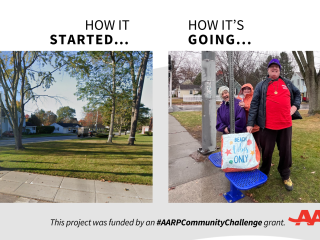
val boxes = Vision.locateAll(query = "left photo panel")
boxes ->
[0,51,153,203]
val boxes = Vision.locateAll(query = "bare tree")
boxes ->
[216,51,262,87]
[177,57,201,83]
[169,51,191,89]
[292,51,320,115]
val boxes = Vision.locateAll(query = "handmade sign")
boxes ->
[221,132,260,172]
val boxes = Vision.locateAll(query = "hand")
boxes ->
[224,127,229,134]
[220,102,223,106]
[290,105,297,115]
[247,126,253,133]
[239,101,245,108]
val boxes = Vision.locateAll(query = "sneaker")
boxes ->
[284,178,293,191]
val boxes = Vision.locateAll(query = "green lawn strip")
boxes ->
[171,110,320,203]
[22,133,76,138]
[0,134,153,185]
[171,111,202,132]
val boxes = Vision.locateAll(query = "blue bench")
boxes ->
[208,152,268,203]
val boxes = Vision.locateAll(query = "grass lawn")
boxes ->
[171,110,320,203]
[0,134,153,185]
[22,133,76,138]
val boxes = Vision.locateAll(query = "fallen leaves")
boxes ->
[246,193,253,198]
[246,193,258,202]
[168,187,176,191]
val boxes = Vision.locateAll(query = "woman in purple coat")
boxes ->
[216,86,247,134]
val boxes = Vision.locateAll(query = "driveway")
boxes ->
[299,104,309,110]
[0,135,78,147]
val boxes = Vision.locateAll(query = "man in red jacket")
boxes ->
[247,59,301,191]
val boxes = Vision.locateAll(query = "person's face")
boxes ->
[222,90,229,102]
[268,64,280,80]
[242,87,251,96]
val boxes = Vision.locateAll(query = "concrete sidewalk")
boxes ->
[0,171,152,203]
[168,114,253,203]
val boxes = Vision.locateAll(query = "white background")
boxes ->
[0,0,319,239]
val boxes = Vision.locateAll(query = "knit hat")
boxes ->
[268,59,281,70]
[218,86,229,99]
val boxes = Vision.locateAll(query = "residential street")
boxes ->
[0,135,78,147]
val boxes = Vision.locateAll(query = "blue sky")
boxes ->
[0,51,153,120]
[24,71,153,120]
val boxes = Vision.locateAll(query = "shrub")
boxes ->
[36,126,55,134]
[144,131,153,136]
[95,133,115,138]
[96,133,108,138]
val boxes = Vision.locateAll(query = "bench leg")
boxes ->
[223,182,245,203]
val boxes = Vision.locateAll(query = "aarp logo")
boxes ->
[288,210,320,225]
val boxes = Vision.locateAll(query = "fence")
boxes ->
[182,95,224,102]
[183,95,202,102]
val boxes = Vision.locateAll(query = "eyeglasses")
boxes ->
[242,87,251,90]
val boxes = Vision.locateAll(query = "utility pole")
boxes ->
[95,110,98,132]
[0,93,2,137]
[168,55,173,113]
[198,51,216,154]
[227,51,235,133]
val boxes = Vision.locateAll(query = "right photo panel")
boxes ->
[169,51,318,203]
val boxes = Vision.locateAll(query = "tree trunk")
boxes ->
[292,51,320,115]
[13,122,24,150]
[107,55,116,143]
[128,52,143,140]
[128,51,150,145]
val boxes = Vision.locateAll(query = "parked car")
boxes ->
[88,131,93,137]
[78,127,89,137]
[2,131,14,137]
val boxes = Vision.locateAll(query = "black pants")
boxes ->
[253,131,261,151]
[260,127,292,180]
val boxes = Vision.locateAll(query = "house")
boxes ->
[177,84,201,97]
[291,72,307,101]
[25,122,37,134]
[141,126,149,134]
[0,107,26,135]
[216,78,242,98]
[92,123,108,132]
[50,122,81,134]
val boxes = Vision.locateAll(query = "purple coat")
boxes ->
[216,98,247,134]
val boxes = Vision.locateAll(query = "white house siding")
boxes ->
[291,72,307,99]
[50,123,79,134]
[51,123,65,134]
[0,110,25,133]
[26,126,37,134]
